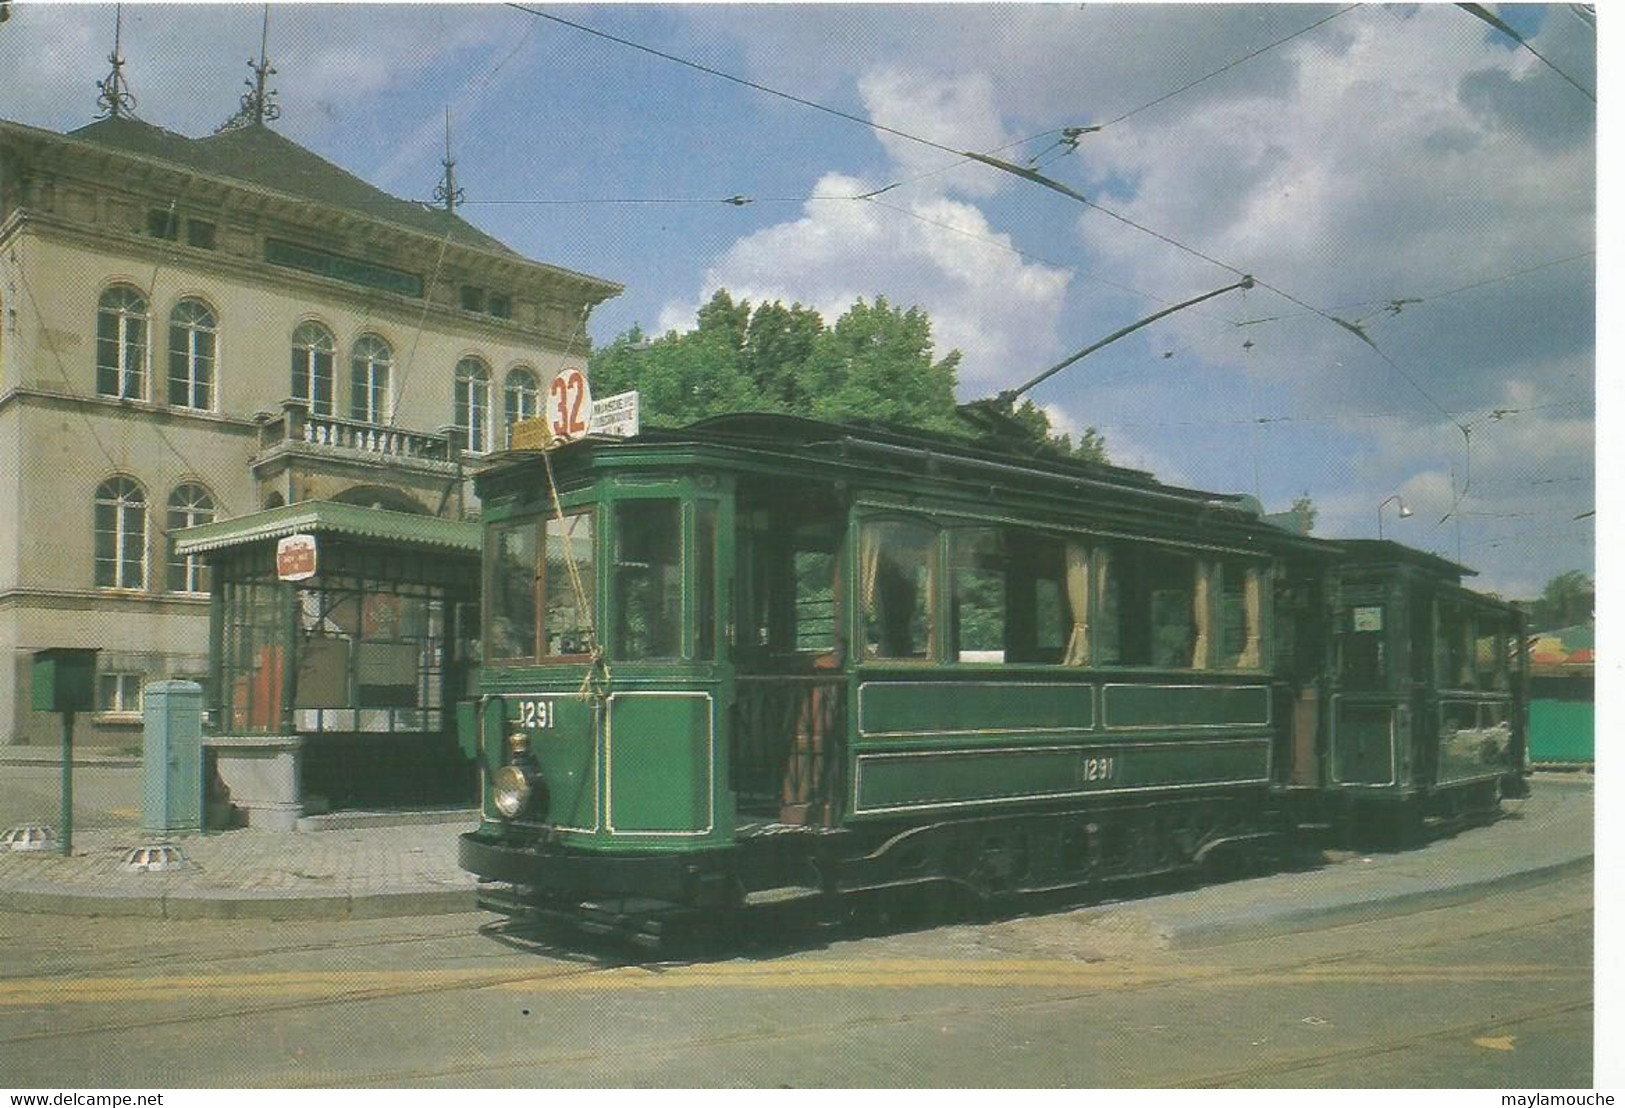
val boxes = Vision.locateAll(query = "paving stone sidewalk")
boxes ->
[0,754,1592,924]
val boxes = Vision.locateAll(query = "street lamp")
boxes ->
[1377,494,1414,539]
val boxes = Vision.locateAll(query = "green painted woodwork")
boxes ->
[1102,683,1269,728]
[489,692,599,832]
[1529,699,1594,763]
[852,738,1270,813]
[607,692,715,835]
[857,681,1093,736]
[1332,703,1396,785]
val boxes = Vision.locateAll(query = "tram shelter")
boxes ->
[174,502,480,828]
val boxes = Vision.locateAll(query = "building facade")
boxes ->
[0,83,620,748]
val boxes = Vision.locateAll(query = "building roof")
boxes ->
[65,114,515,254]
[173,500,479,557]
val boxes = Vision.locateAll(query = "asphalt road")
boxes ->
[0,861,1592,1088]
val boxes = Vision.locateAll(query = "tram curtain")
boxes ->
[1192,561,1213,669]
[1241,567,1263,669]
[1063,542,1090,667]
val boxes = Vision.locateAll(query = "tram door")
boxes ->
[731,487,848,826]
[1331,591,1403,786]
[603,493,733,839]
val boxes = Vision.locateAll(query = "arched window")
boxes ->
[455,357,492,454]
[166,484,216,593]
[94,476,147,590]
[504,366,540,446]
[167,298,217,410]
[350,334,394,424]
[291,322,335,416]
[96,286,148,399]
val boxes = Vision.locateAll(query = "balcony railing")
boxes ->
[255,399,458,463]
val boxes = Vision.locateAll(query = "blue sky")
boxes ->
[0,2,1597,600]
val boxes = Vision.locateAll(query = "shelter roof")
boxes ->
[173,501,479,557]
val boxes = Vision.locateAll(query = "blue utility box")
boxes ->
[143,680,205,833]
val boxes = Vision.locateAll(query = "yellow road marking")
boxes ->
[1474,1035,1518,1051]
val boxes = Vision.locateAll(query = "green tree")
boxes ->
[1290,494,1317,533]
[799,297,962,435]
[1533,570,1594,629]
[588,289,1109,464]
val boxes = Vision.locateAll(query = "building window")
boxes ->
[166,484,216,594]
[504,367,540,445]
[350,334,394,424]
[167,298,216,410]
[460,285,486,313]
[488,292,512,319]
[98,672,144,716]
[291,322,335,416]
[186,219,216,250]
[147,208,179,240]
[455,357,492,454]
[96,286,148,400]
[94,476,147,590]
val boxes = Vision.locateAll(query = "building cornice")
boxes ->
[0,586,211,614]
[5,208,594,350]
[0,117,623,305]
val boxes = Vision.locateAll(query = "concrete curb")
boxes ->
[1159,853,1594,948]
[0,881,478,920]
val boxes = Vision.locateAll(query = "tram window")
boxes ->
[738,507,842,659]
[1437,600,1472,689]
[861,519,937,660]
[1216,559,1264,669]
[487,521,539,663]
[1100,545,1195,668]
[612,500,681,661]
[1475,615,1511,691]
[542,510,596,658]
[952,528,1006,662]
[1340,604,1387,690]
[793,549,838,652]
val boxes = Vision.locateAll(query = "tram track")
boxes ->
[0,891,1590,1081]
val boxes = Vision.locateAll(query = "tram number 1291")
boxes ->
[1079,754,1117,785]
[516,699,556,730]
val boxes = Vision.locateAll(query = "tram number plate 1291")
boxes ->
[516,699,556,730]
[1079,754,1117,785]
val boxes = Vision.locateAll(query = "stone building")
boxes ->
[0,39,621,747]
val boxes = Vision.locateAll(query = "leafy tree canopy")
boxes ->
[1532,569,1594,629]
[589,290,1108,463]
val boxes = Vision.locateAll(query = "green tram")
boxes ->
[458,414,1526,934]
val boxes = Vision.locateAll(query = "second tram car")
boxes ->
[458,414,1526,938]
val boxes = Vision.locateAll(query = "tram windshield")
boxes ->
[485,510,597,663]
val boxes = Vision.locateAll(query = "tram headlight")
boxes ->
[492,764,534,819]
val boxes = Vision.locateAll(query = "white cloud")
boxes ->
[659,171,1072,389]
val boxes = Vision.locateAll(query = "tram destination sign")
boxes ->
[276,533,318,581]
[510,388,640,450]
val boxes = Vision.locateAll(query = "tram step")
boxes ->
[743,885,824,907]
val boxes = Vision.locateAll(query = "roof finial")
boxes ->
[216,5,280,133]
[433,108,465,212]
[94,5,138,119]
